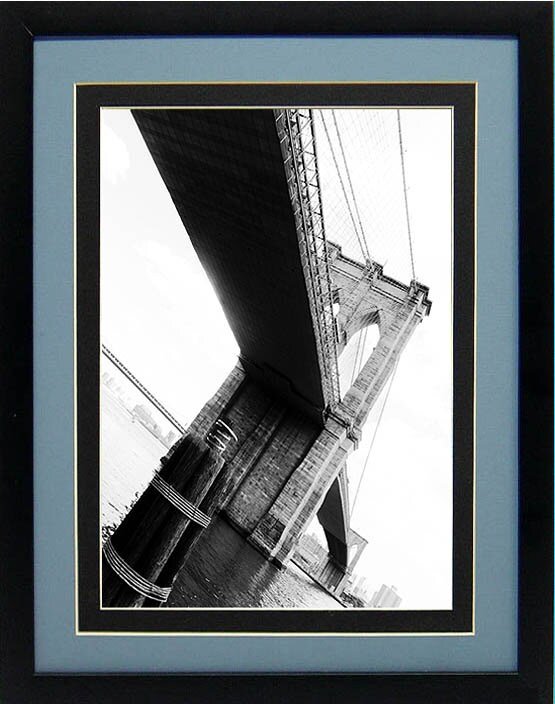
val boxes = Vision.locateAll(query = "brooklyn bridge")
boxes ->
[101,108,432,607]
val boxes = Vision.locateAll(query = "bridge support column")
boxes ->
[101,363,244,607]
[146,398,287,604]
[331,529,368,596]
[248,417,354,566]
[316,557,347,595]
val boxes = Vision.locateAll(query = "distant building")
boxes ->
[164,430,176,448]
[133,404,158,428]
[102,369,181,448]
[353,574,366,592]
[368,584,402,608]
[351,575,368,599]
[132,404,179,449]
[294,532,328,572]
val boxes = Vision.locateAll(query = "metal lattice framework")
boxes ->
[275,108,341,411]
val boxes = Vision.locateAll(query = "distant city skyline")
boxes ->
[101,370,178,449]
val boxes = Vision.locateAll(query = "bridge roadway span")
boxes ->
[132,108,352,569]
[134,109,326,418]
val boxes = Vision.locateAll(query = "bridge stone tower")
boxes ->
[101,108,431,607]
[205,246,431,568]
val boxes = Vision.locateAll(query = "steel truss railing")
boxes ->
[275,108,341,411]
[101,344,186,434]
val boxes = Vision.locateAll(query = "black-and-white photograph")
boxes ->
[99,104,453,612]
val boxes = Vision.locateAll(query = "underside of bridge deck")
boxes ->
[133,108,326,422]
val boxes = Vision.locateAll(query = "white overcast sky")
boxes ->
[100,107,452,610]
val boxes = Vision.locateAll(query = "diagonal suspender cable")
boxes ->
[330,111,371,260]
[351,359,399,514]
[319,111,371,263]
[396,109,417,281]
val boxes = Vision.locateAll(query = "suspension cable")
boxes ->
[319,111,371,263]
[331,112,371,261]
[396,109,416,281]
[351,359,399,514]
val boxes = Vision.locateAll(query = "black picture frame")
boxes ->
[1,2,552,703]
